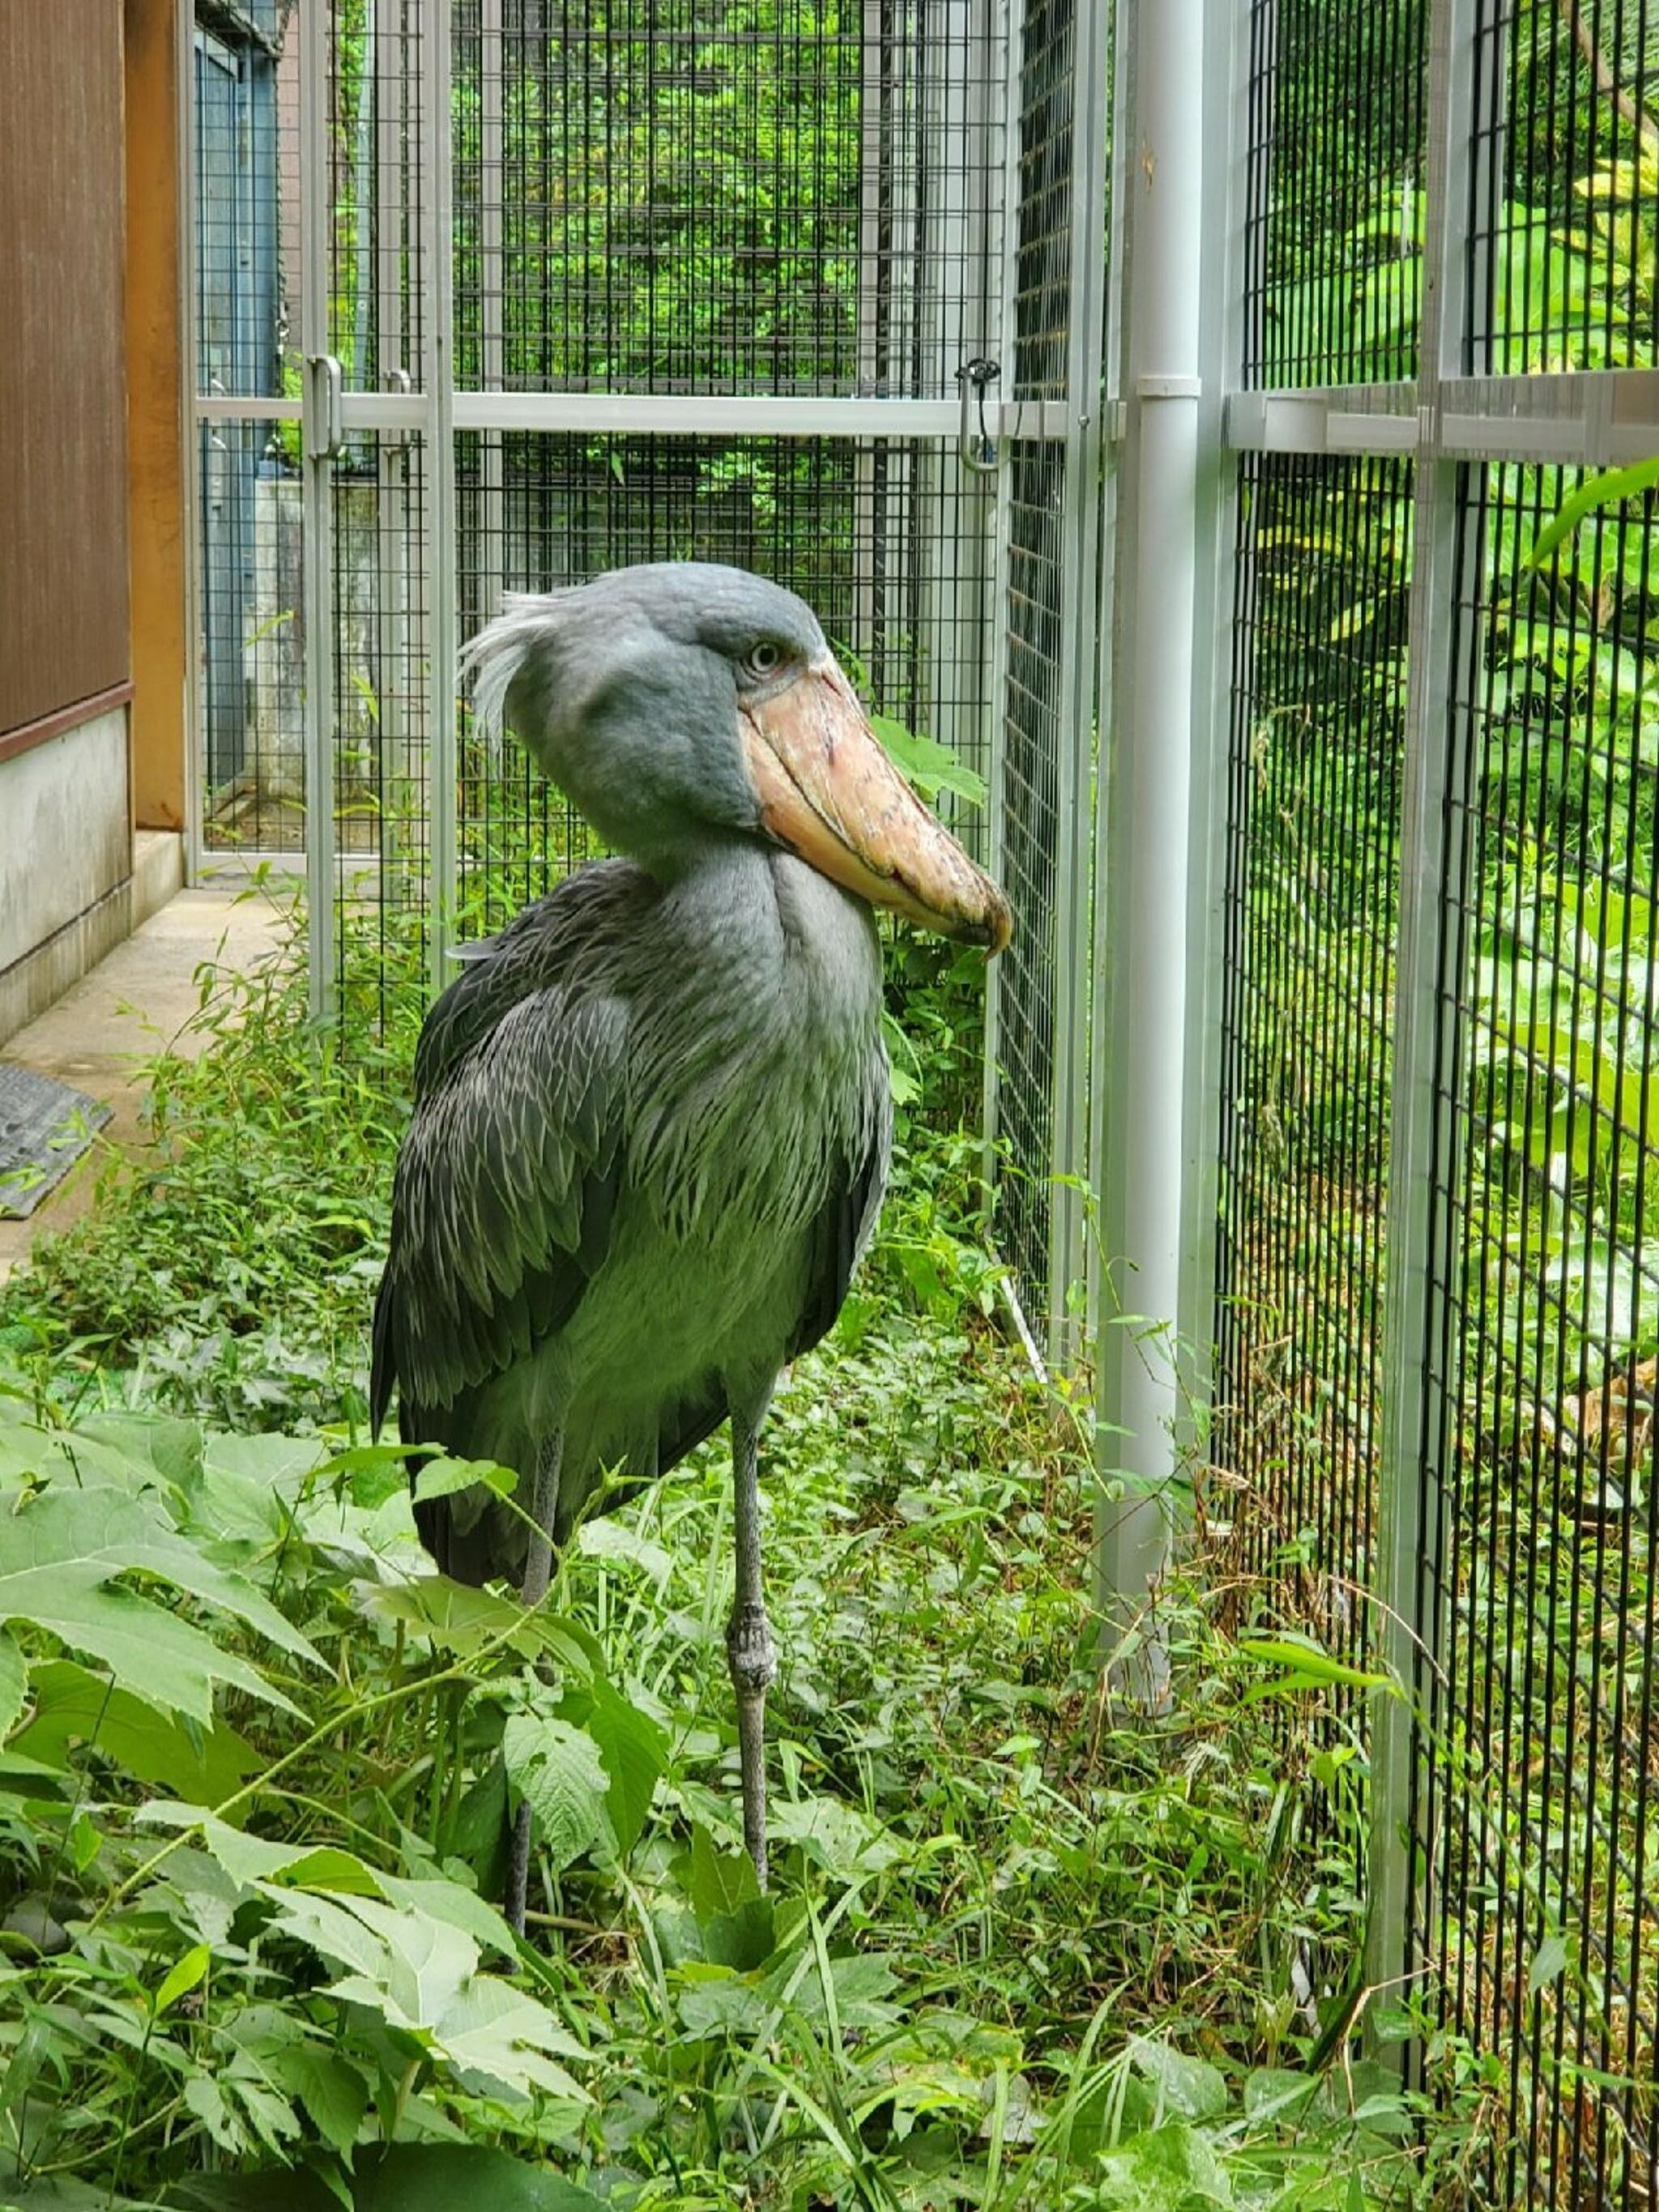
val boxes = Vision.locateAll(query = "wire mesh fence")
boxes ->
[1470,0,1659,375]
[185,0,1659,2189]
[1215,450,1411,1690]
[1241,0,1428,390]
[187,0,1084,1356]
[1406,460,1659,2208]
[194,1,307,848]
[1229,1,1659,2201]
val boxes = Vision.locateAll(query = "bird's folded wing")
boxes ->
[788,1054,893,1366]
[372,884,639,1434]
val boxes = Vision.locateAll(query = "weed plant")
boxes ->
[0,897,1467,2207]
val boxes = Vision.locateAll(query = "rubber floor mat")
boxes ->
[0,1063,112,1218]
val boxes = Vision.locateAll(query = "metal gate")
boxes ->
[185,0,1111,1360]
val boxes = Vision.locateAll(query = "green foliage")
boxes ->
[0,892,1461,2207]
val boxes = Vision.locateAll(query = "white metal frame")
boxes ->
[1084,0,1659,2073]
[1091,0,1210,1693]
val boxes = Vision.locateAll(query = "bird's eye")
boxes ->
[744,641,784,680]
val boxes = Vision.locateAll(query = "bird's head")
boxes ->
[462,563,1012,953]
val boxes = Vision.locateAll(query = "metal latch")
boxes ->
[957,357,1002,473]
[303,354,346,462]
[381,364,414,448]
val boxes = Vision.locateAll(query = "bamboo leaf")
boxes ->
[1522,457,1659,570]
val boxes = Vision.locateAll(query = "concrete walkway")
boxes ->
[0,887,288,1281]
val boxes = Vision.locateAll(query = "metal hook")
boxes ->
[957,358,1001,474]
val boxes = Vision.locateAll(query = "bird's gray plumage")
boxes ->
[371,576,893,1583]
[371,561,1007,1913]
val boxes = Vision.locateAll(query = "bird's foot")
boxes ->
[726,1600,776,1698]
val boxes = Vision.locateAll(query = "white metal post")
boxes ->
[1366,0,1480,2047]
[979,0,1023,1209]
[1093,0,1205,1693]
[423,0,458,991]
[300,0,339,1021]
[1046,0,1113,1367]
[1175,6,1248,1473]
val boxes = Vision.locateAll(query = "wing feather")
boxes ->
[371,862,647,1438]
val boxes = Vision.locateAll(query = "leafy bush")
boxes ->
[0,896,1444,2207]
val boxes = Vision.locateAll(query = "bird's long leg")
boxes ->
[508,1431,563,1941]
[727,1404,776,1890]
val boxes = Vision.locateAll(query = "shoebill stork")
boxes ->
[371,563,1010,1934]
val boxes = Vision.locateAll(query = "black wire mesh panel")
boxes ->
[989,0,1074,1328]
[996,441,1065,1326]
[328,0,429,393]
[1410,463,1658,2210]
[194,2,295,400]
[1469,0,1659,375]
[447,0,1003,399]
[197,420,308,849]
[1214,451,1412,1738]
[1241,0,1427,390]
[195,0,306,843]
[450,428,994,934]
[330,432,433,1023]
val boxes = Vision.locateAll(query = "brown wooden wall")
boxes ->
[126,0,189,829]
[0,1,133,747]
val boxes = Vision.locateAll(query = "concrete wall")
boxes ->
[0,708,134,1047]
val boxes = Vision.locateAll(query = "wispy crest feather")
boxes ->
[458,590,576,757]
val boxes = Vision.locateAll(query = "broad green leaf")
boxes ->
[411,1455,518,1506]
[0,1629,26,1738]
[272,2044,369,2159]
[1529,1931,1569,1997]
[1243,2066,1319,2125]
[165,2144,607,2211]
[204,1431,329,1491]
[1093,2120,1235,2207]
[676,1965,772,2038]
[15,1661,260,1800]
[581,1676,667,1856]
[502,1713,611,1874]
[769,1792,906,1875]
[1128,2035,1230,2121]
[0,1577,289,1724]
[379,1873,516,1963]
[0,1484,320,1669]
[685,1822,761,1921]
[153,1941,211,2016]
[138,1806,382,1894]
[870,713,987,806]
[429,1973,588,2103]
[356,1576,548,1660]
[266,1886,590,2103]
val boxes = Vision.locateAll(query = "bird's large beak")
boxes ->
[740,659,1013,952]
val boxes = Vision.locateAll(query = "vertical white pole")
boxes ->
[1046,0,1111,1368]
[1366,0,1478,2052]
[979,0,1021,1214]
[300,0,338,1022]
[424,0,458,991]
[1093,0,1205,1695]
